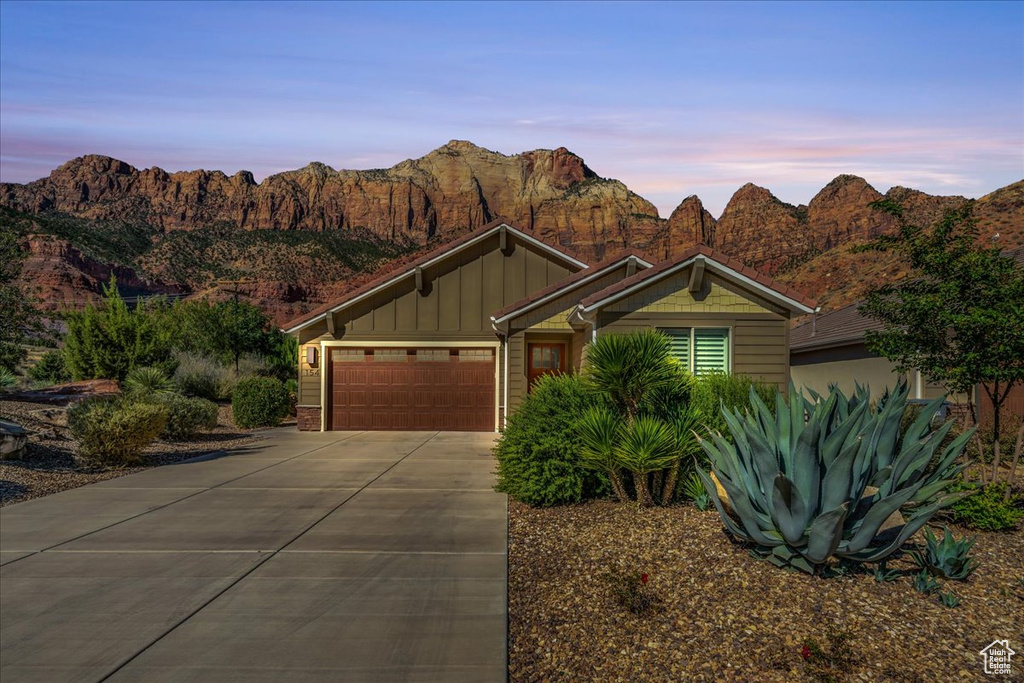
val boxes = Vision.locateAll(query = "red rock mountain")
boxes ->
[2,141,1021,322]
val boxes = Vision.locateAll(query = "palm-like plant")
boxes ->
[616,416,677,507]
[584,331,681,420]
[578,405,630,502]
[123,365,174,398]
[579,330,700,506]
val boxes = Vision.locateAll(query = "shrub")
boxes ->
[28,350,70,385]
[0,368,17,391]
[495,373,608,507]
[947,482,1023,531]
[699,381,972,573]
[172,352,224,400]
[68,397,167,467]
[152,393,219,439]
[909,526,978,580]
[232,376,290,428]
[124,366,174,398]
[63,276,176,381]
[690,371,776,437]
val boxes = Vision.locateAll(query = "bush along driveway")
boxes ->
[1,429,507,682]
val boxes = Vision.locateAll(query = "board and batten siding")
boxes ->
[293,232,578,410]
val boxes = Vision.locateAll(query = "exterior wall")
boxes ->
[600,311,791,387]
[791,349,903,397]
[292,232,580,423]
[792,344,972,405]
[606,273,783,316]
[506,329,580,415]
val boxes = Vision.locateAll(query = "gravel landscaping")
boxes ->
[509,500,1024,682]
[0,401,269,506]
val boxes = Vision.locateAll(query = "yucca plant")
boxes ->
[578,405,630,503]
[616,416,677,507]
[910,526,979,580]
[680,470,711,510]
[698,381,973,573]
[124,366,174,398]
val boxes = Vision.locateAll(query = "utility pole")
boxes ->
[217,278,252,375]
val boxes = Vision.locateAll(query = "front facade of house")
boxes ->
[283,221,817,431]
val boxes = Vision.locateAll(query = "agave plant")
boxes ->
[910,526,979,580]
[698,381,973,573]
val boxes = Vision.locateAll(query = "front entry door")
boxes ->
[527,342,567,391]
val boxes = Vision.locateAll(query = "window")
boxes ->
[662,328,730,374]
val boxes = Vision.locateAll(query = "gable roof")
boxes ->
[789,301,883,352]
[577,245,818,314]
[490,250,652,325]
[282,219,589,333]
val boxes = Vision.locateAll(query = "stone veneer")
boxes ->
[296,406,322,431]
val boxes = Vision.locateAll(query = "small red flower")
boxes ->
[640,573,649,585]
[800,645,811,661]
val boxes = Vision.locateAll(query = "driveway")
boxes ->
[0,430,507,682]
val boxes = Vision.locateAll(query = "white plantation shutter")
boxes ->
[665,329,691,371]
[693,328,730,375]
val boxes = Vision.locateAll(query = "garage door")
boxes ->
[329,347,496,431]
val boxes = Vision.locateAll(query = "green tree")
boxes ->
[0,227,38,372]
[173,299,281,372]
[858,200,1024,481]
[64,276,176,381]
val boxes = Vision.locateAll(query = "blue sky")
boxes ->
[1,1,1021,216]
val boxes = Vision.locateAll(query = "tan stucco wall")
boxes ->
[791,355,903,398]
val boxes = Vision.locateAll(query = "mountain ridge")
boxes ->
[2,141,1021,323]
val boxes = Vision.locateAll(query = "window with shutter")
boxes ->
[693,328,730,374]
[664,329,691,371]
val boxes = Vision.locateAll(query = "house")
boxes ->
[282,220,817,431]
[789,302,964,401]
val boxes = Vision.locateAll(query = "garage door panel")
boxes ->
[330,348,494,431]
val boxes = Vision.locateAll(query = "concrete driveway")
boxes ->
[0,430,507,682]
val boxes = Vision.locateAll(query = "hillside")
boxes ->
[2,141,1021,323]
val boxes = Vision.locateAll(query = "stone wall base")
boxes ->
[296,406,322,431]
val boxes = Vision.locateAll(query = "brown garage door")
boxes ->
[329,347,495,431]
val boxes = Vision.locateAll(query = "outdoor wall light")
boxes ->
[305,346,318,367]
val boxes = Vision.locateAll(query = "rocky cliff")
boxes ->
[2,141,1021,322]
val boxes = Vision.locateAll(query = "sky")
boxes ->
[0,1,1021,217]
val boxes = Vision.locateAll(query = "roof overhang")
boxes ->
[490,254,653,327]
[283,222,589,334]
[577,254,818,316]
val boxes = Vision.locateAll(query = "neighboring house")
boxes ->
[792,246,1024,418]
[283,220,816,431]
[789,302,1003,412]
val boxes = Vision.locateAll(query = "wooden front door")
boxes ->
[527,342,567,391]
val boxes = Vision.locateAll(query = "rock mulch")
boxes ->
[0,401,266,507]
[508,500,1024,682]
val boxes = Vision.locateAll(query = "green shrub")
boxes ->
[495,373,608,507]
[690,371,776,437]
[948,482,1023,531]
[28,349,70,385]
[232,376,290,428]
[172,352,224,400]
[124,366,174,398]
[152,393,219,439]
[63,276,176,381]
[68,397,167,466]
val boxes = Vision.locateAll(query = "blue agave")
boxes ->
[698,381,972,573]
